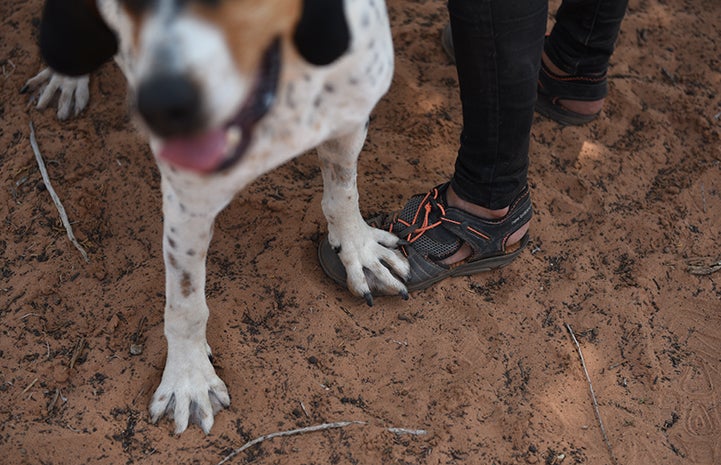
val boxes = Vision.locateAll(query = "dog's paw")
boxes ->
[149,346,230,434]
[22,68,90,120]
[333,225,410,302]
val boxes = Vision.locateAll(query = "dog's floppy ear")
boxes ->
[40,0,118,76]
[293,0,350,66]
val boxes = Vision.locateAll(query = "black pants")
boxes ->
[448,0,629,209]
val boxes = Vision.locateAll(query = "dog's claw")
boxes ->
[363,292,374,307]
[400,290,409,301]
[19,84,29,94]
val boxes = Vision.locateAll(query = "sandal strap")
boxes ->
[381,183,532,265]
[440,186,532,261]
[394,184,532,288]
[372,186,462,261]
[538,63,608,102]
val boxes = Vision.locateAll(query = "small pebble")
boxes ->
[53,365,69,383]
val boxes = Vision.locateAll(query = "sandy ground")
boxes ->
[1,0,720,464]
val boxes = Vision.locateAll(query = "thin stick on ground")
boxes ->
[565,323,618,465]
[21,378,38,395]
[687,257,721,276]
[387,427,428,436]
[69,337,86,369]
[216,421,366,465]
[29,121,89,262]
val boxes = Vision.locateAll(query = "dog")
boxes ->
[27,0,411,434]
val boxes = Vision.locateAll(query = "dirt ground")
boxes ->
[1,0,720,464]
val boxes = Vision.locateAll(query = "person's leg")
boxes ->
[440,0,545,263]
[540,0,629,118]
[448,0,547,211]
[546,0,629,76]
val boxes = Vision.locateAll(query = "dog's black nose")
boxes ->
[137,74,203,137]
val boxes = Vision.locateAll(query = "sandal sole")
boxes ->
[318,233,530,294]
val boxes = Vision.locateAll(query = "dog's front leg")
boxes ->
[149,175,230,434]
[318,122,410,303]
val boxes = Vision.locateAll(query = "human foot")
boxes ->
[439,186,530,266]
[536,50,609,125]
[318,183,533,294]
[540,52,605,116]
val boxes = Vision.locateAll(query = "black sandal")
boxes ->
[536,61,608,126]
[318,183,532,293]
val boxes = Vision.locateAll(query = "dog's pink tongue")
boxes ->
[157,130,227,173]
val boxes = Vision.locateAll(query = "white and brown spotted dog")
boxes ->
[27,0,410,434]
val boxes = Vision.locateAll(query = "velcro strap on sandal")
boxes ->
[440,186,533,261]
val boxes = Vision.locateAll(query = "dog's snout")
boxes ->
[137,74,203,137]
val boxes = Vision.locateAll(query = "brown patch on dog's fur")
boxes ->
[180,271,193,297]
[191,0,302,74]
[118,2,146,52]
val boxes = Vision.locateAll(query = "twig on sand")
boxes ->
[21,378,38,395]
[216,421,429,464]
[29,121,89,263]
[48,388,60,411]
[299,401,310,418]
[216,421,366,465]
[69,337,86,369]
[565,323,618,465]
[687,257,721,276]
[387,427,428,436]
